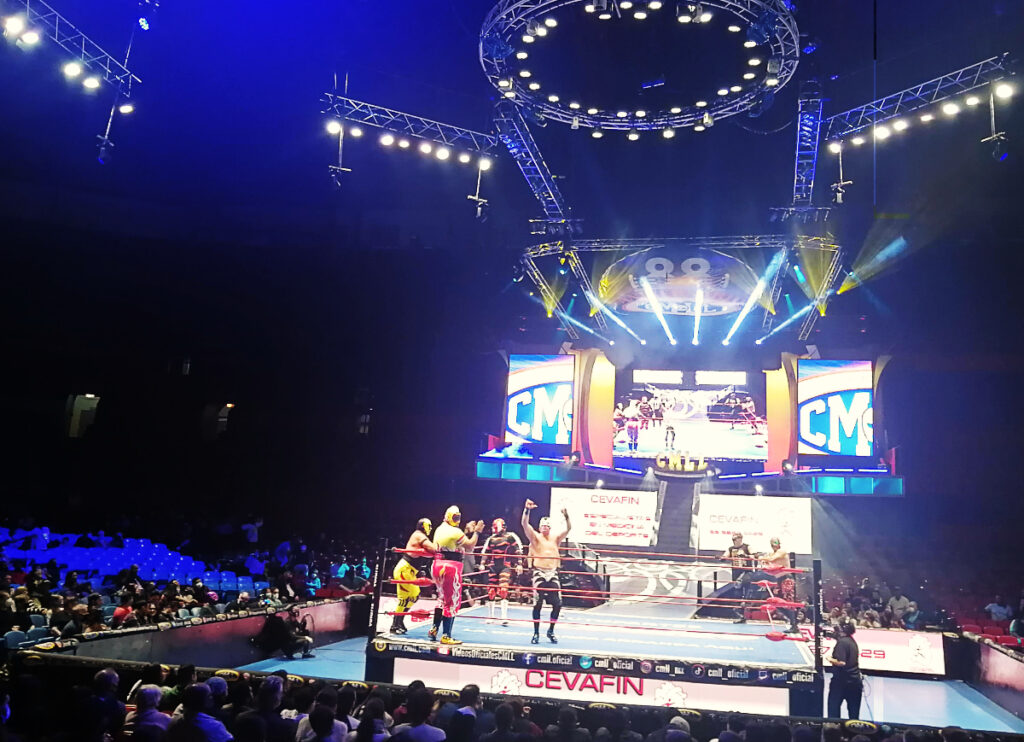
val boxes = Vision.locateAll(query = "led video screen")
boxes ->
[797,359,874,457]
[613,369,767,462]
[504,354,575,456]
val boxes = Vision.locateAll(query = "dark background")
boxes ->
[1,0,1022,540]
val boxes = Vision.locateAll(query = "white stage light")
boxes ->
[827,141,842,153]
[942,101,960,115]
[118,103,134,114]
[528,82,541,90]
[63,61,83,78]
[671,106,682,113]
[82,76,100,89]
[498,79,511,88]
[398,139,410,148]
[585,3,596,12]
[616,110,628,118]
[20,29,40,45]
[4,16,25,35]
[326,120,342,135]
[743,72,756,80]
[851,136,865,145]
[695,100,707,107]
[544,17,558,27]
[519,69,531,78]
[920,112,934,122]
[350,126,363,137]
[717,88,729,96]
[694,124,705,131]
[634,10,648,19]
[548,94,559,102]
[627,129,639,141]
[748,57,761,66]
[458,152,471,163]
[418,141,432,153]
[522,34,535,43]
[662,127,675,138]
[728,24,741,32]
[874,125,890,140]
[965,95,981,106]
[479,157,493,171]
[744,40,756,48]
[380,133,395,146]
[569,101,581,109]
[892,119,908,131]
[730,85,741,92]
[516,51,528,60]
[591,130,604,138]
[534,25,548,36]
[435,147,450,160]
[587,107,599,114]
[765,77,779,86]
[649,1,664,8]
[620,0,633,7]
[699,11,712,22]
[503,91,516,98]
[635,109,646,117]
[995,82,1013,99]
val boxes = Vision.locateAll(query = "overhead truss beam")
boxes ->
[320,94,502,155]
[494,100,569,221]
[792,81,824,205]
[6,0,140,95]
[823,53,1012,141]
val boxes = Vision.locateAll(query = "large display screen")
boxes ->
[797,360,874,457]
[613,369,767,462]
[505,354,575,456]
[550,486,658,547]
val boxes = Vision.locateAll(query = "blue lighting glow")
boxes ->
[792,265,807,284]
[722,249,786,345]
[754,299,816,344]
[585,291,645,344]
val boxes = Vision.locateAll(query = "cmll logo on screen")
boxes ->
[797,360,873,457]
[505,355,575,447]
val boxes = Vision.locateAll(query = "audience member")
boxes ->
[167,683,232,742]
[346,698,390,742]
[124,684,172,737]
[983,595,1012,622]
[887,587,911,620]
[237,675,296,742]
[544,706,591,742]
[297,686,349,742]
[391,689,445,742]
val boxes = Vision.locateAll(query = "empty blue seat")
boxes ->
[26,627,51,642]
[4,630,27,649]
[177,608,191,620]
[29,614,46,628]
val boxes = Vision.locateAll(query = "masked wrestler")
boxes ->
[390,517,436,635]
[480,518,523,626]
[521,499,571,644]
[428,506,484,645]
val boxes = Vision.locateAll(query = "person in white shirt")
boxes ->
[297,687,349,742]
[984,595,1013,622]
[887,587,911,619]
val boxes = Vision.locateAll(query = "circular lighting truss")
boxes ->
[480,0,800,131]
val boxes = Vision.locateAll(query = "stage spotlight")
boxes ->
[82,76,100,89]
[892,119,908,131]
[529,82,541,90]
[649,0,664,8]
[695,100,707,108]
[662,127,675,138]
[754,484,764,495]
[599,11,612,19]
[699,10,712,22]
[522,33,535,43]
[766,77,779,87]
[743,72,756,80]
[634,10,648,19]
[728,24,741,32]
[3,15,25,35]
[398,139,410,148]
[851,136,865,145]
[920,112,934,122]
[717,87,729,96]
[498,79,511,88]
[535,26,547,37]
[479,157,493,171]
[730,85,742,92]
[567,102,581,110]
[458,152,472,163]
[118,103,135,114]
[874,125,890,140]
[671,106,683,113]
[138,17,150,30]
[519,69,532,78]
[63,61,83,78]
[349,126,363,137]
[435,147,450,160]
[516,51,528,60]
[995,82,1013,99]
[694,124,706,132]
[828,141,842,153]
[965,94,981,107]
[548,94,560,102]
[616,110,628,118]
[748,57,762,66]
[621,0,633,7]
[418,141,432,153]
[503,91,516,99]
[635,109,647,117]
[380,133,395,146]
[587,107,599,114]
[941,101,960,115]
[326,120,342,135]
[627,129,639,141]
[19,29,40,45]
[676,4,692,22]
[744,40,757,48]
[544,17,558,27]
[585,3,596,11]
[591,129,604,138]
[691,283,704,345]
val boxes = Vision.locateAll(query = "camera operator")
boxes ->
[285,606,314,659]
[825,621,863,719]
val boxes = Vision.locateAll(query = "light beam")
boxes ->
[722,249,786,345]
[691,283,704,345]
[639,277,676,345]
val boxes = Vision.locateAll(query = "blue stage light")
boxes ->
[639,277,676,345]
[792,264,807,284]
[691,284,704,345]
[754,300,816,344]
[585,291,645,344]
[138,17,150,30]
[722,249,786,345]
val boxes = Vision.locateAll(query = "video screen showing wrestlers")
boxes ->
[613,368,768,462]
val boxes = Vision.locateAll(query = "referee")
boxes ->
[826,622,863,719]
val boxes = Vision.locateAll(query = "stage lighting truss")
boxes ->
[480,0,800,133]
[2,0,140,96]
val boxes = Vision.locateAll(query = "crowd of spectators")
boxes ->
[0,668,1008,742]
[0,516,377,645]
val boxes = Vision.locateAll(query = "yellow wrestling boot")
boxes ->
[440,635,462,645]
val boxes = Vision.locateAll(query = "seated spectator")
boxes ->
[857,610,881,629]
[63,570,84,594]
[128,664,172,703]
[237,675,297,742]
[162,665,198,713]
[508,701,541,739]
[60,604,90,638]
[283,686,316,723]
[117,564,144,592]
[307,705,343,742]
[346,698,390,742]
[643,711,685,742]
[221,680,255,727]
[878,607,903,630]
[297,686,349,742]
[984,595,1013,622]
[80,668,127,742]
[83,609,109,633]
[23,566,51,598]
[48,595,73,631]
[112,593,135,628]
[225,592,253,614]
[448,683,493,742]
[392,681,426,726]
[887,587,911,620]
[338,687,359,732]
[390,688,444,742]
[167,683,232,742]
[903,602,923,630]
[124,684,172,736]
[207,676,230,723]
[480,704,525,742]
[595,710,642,742]
[544,706,590,742]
